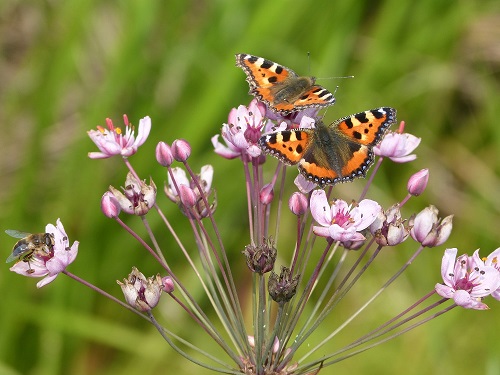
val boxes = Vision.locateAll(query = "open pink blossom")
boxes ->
[9,219,79,288]
[435,248,500,310]
[374,131,420,163]
[310,190,381,243]
[212,99,268,160]
[88,115,151,159]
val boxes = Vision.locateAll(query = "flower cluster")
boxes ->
[7,89,500,375]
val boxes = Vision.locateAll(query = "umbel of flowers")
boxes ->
[7,94,500,375]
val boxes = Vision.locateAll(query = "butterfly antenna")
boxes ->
[333,85,339,96]
[318,75,355,80]
[318,85,339,120]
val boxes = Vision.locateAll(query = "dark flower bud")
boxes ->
[242,237,277,274]
[268,266,299,304]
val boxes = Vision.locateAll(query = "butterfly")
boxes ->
[235,53,335,115]
[258,107,397,186]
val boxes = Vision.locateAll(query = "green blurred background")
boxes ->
[1,1,499,374]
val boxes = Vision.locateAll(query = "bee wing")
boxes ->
[6,252,20,263]
[5,229,31,238]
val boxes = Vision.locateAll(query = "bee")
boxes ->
[5,230,55,273]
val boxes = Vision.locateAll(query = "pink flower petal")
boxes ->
[310,190,332,226]
[313,226,332,238]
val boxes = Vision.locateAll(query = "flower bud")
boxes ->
[342,238,366,250]
[179,184,197,207]
[289,192,308,216]
[101,191,121,218]
[156,141,174,167]
[268,266,299,304]
[260,184,274,205]
[242,237,277,274]
[162,276,175,293]
[171,139,191,161]
[407,169,429,196]
[272,336,280,353]
[248,336,255,347]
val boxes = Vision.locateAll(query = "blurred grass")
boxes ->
[1,0,499,374]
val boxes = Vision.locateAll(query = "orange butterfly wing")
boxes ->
[259,107,397,186]
[258,130,314,165]
[335,107,396,146]
[236,53,335,115]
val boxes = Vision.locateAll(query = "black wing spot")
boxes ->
[353,131,362,140]
[261,60,273,69]
[372,109,385,119]
[355,112,369,123]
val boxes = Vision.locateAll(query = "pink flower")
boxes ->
[482,248,500,301]
[109,172,157,216]
[166,166,213,201]
[294,174,317,194]
[410,205,453,247]
[310,190,381,243]
[9,219,79,288]
[88,115,151,159]
[117,267,164,311]
[212,99,269,160]
[435,248,500,310]
[370,204,410,246]
[265,107,320,129]
[374,131,420,163]
[165,165,216,218]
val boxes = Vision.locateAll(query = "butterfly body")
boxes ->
[236,53,335,115]
[259,107,397,186]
